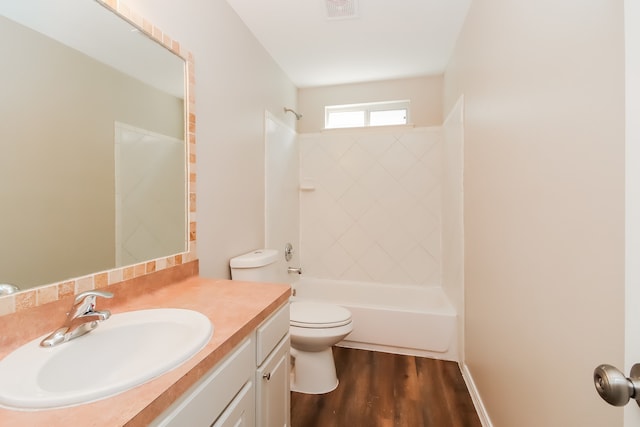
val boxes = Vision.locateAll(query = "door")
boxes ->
[597,2,640,424]
[624,0,640,425]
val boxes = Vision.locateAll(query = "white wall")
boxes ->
[124,0,298,278]
[297,76,443,133]
[444,0,625,425]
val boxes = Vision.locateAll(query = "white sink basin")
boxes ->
[0,308,212,410]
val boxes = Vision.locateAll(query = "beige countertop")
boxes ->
[0,276,291,426]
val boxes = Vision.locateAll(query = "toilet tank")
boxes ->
[229,249,279,282]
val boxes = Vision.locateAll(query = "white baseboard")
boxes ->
[460,363,493,427]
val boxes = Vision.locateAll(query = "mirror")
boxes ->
[0,0,187,292]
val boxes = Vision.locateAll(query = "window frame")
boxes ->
[324,100,410,129]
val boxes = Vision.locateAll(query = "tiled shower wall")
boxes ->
[299,126,442,286]
[115,122,186,267]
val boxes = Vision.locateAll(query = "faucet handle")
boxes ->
[71,290,114,316]
[73,290,114,305]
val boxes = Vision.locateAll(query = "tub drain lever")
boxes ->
[593,363,640,407]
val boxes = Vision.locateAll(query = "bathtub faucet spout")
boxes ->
[288,267,302,275]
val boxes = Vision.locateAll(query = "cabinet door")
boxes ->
[212,381,255,427]
[256,335,290,427]
[151,338,254,427]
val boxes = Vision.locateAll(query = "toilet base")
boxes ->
[290,347,339,394]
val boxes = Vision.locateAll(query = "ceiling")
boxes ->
[224,0,472,88]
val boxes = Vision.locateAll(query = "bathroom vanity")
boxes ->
[151,304,290,426]
[0,275,291,426]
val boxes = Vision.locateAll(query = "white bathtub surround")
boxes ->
[264,111,300,284]
[115,122,186,267]
[294,278,457,361]
[299,126,442,286]
[442,97,465,362]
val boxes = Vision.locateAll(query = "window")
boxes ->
[327,110,365,128]
[325,100,410,129]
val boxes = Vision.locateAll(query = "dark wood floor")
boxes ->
[290,347,482,427]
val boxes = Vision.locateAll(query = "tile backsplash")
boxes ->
[299,126,442,286]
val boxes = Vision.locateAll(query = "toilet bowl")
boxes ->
[289,300,353,394]
[229,249,353,395]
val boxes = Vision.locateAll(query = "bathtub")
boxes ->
[292,278,458,361]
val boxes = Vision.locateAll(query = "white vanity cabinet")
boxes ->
[150,337,255,427]
[211,381,255,427]
[151,303,290,427]
[255,305,290,427]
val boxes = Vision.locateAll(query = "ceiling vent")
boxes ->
[325,0,359,20]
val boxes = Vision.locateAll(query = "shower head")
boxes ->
[284,107,303,120]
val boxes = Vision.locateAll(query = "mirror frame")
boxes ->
[0,0,196,316]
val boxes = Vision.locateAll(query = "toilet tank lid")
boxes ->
[230,249,279,268]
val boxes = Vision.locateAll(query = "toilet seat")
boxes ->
[290,301,352,328]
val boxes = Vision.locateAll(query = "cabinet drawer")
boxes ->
[256,304,289,365]
[152,338,254,427]
[211,380,255,427]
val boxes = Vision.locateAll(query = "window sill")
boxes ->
[321,123,416,132]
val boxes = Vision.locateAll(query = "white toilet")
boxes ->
[230,249,353,394]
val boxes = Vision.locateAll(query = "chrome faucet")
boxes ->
[40,290,114,347]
